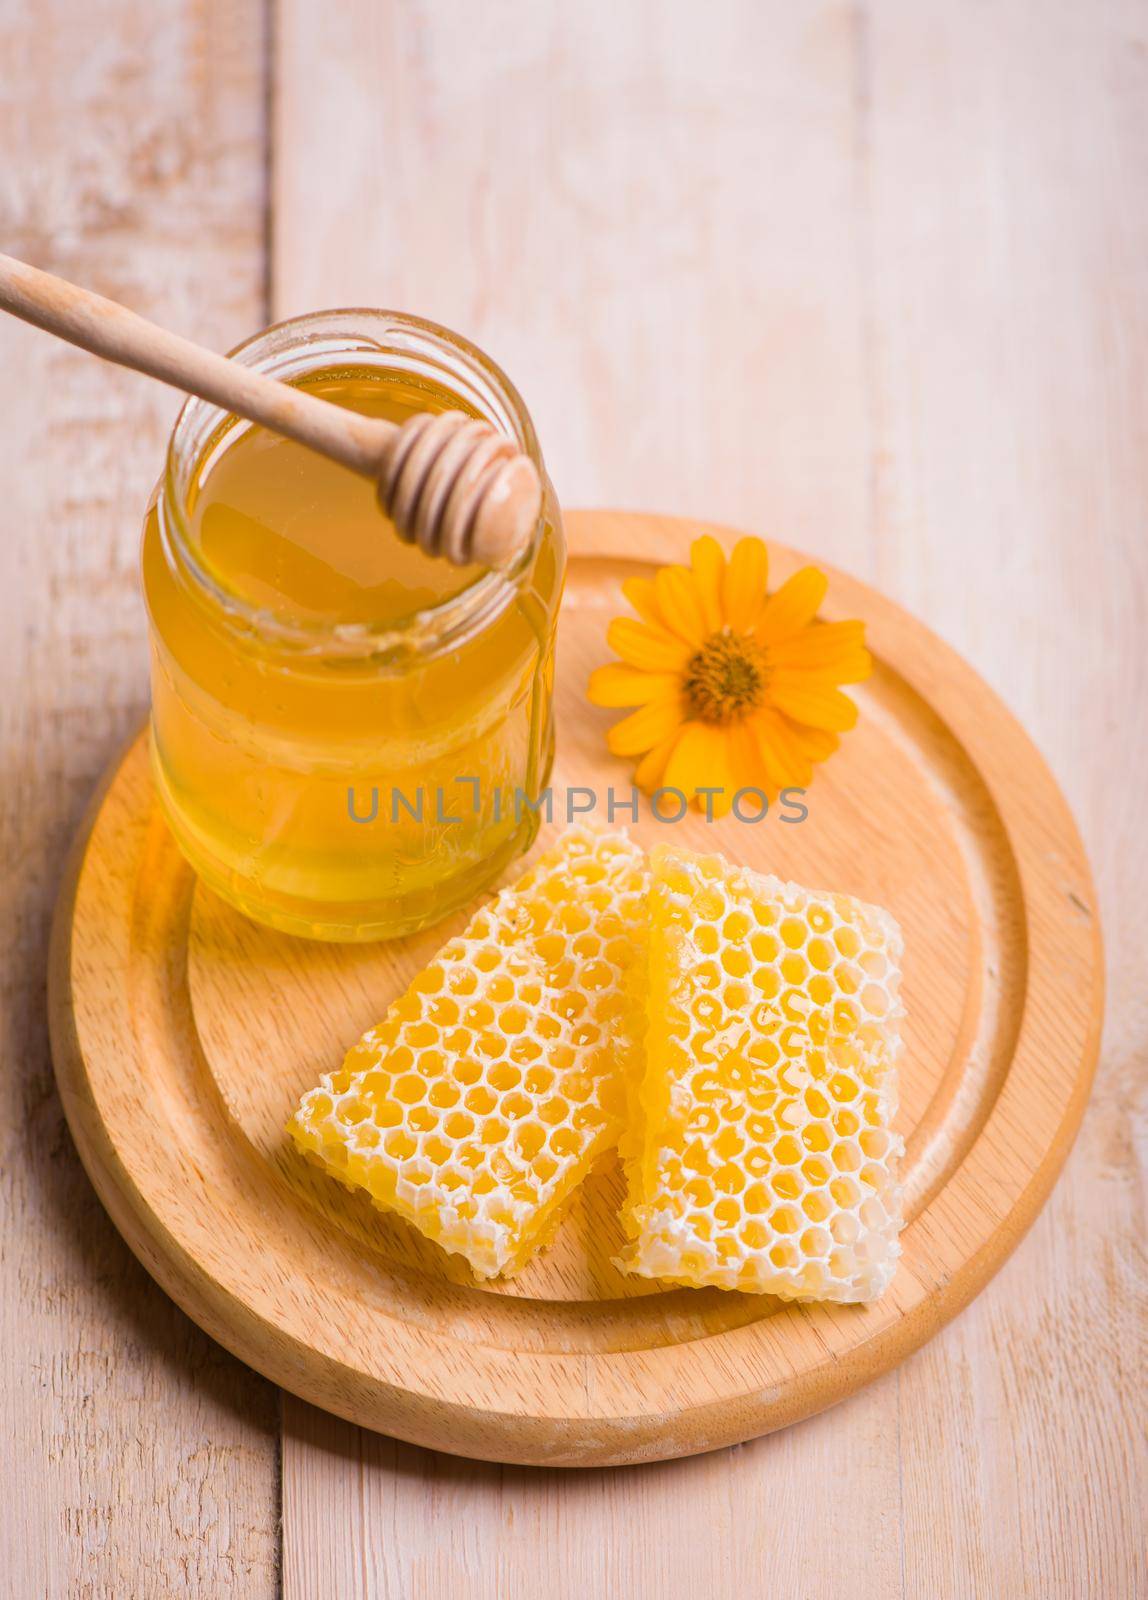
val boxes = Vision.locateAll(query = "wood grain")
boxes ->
[0,3,278,1595]
[272,0,1145,1595]
[866,9,1148,1593]
[48,514,1100,1474]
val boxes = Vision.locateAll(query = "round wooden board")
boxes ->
[48,511,1103,1468]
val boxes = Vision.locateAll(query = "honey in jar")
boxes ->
[141,311,564,940]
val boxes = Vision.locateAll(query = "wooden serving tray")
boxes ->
[48,511,1103,1468]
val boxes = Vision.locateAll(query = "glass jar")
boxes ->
[141,310,564,941]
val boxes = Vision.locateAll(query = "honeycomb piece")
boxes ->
[620,843,904,1303]
[290,827,648,1279]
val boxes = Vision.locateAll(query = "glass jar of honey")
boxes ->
[141,310,564,941]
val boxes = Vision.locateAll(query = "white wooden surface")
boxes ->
[1,0,1144,1595]
[0,4,278,1597]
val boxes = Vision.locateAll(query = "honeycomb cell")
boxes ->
[487,1062,521,1094]
[522,1064,554,1095]
[514,1123,546,1160]
[291,827,649,1280]
[714,1162,746,1195]
[539,1096,570,1127]
[561,1072,594,1104]
[384,1129,417,1161]
[464,1084,498,1116]
[619,843,904,1304]
[501,1090,533,1121]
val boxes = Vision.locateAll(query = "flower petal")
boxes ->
[661,721,716,798]
[721,537,770,633]
[654,565,708,646]
[770,656,872,689]
[769,682,859,731]
[634,729,681,792]
[690,536,726,632]
[699,725,738,815]
[704,732,738,817]
[606,696,685,756]
[607,617,694,672]
[727,720,773,799]
[768,620,871,687]
[748,707,813,789]
[622,575,663,628]
[662,722,736,813]
[796,656,876,688]
[588,664,681,708]
[768,620,867,669]
[790,723,840,763]
[756,567,829,644]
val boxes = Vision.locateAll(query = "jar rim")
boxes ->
[158,308,546,663]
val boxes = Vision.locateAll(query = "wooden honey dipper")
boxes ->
[0,254,542,569]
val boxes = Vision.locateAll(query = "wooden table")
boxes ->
[1,4,1143,1595]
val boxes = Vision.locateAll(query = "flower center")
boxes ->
[683,630,767,725]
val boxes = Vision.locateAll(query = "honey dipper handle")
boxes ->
[0,253,390,478]
[0,254,543,568]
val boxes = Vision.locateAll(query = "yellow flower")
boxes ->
[587,535,871,816]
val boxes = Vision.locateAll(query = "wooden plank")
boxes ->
[863,5,1147,1594]
[284,1385,905,1600]
[0,2,279,1594]
[273,0,1144,1595]
[271,4,895,1595]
